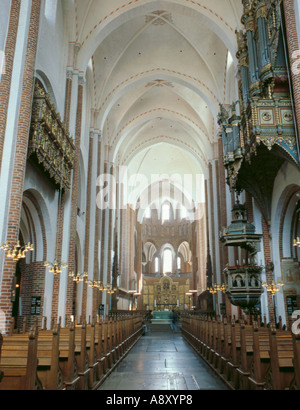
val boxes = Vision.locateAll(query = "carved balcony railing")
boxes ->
[223,264,263,309]
[27,81,75,190]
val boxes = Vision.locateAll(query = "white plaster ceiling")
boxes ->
[64,0,243,203]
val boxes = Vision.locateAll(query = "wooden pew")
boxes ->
[205,317,213,362]
[0,326,42,390]
[55,321,98,390]
[86,320,99,389]
[76,319,104,390]
[0,314,143,391]
[1,319,114,391]
[94,320,106,382]
[247,322,270,390]
[266,325,294,390]
[218,317,231,377]
[291,333,300,390]
[235,322,296,391]
[59,323,80,390]
[236,323,257,389]
[35,324,64,390]
[226,320,241,389]
[1,324,71,390]
[37,322,80,390]
[74,322,90,390]
[182,314,300,391]
[101,321,109,373]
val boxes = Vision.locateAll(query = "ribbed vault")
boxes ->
[63,0,243,205]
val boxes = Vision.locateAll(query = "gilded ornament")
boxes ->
[262,111,272,121]
[255,4,267,19]
[28,82,75,190]
[283,112,293,123]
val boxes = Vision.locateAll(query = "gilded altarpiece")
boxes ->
[143,276,191,311]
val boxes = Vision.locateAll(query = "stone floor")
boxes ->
[99,326,229,391]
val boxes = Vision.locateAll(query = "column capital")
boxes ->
[89,129,102,142]
[78,72,86,86]
[66,67,74,80]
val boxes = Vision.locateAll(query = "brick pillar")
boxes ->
[99,161,108,312]
[129,206,135,291]
[0,0,21,169]
[51,62,76,322]
[119,198,127,290]
[0,0,42,334]
[262,217,275,322]
[81,133,94,318]
[52,75,84,323]
[196,204,207,293]
[93,132,102,317]
[64,70,73,128]
[108,164,115,284]
[51,191,66,322]
[190,220,197,308]
[65,76,85,320]
[282,0,300,140]
[136,222,142,310]
[208,162,216,280]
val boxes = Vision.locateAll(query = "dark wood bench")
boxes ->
[0,315,144,390]
[0,326,42,390]
[181,314,300,391]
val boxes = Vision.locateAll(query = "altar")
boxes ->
[152,310,172,324]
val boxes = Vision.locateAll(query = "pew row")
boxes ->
[181,315,300,390]
[0,315,143,390]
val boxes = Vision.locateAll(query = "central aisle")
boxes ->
[99,327,229,391]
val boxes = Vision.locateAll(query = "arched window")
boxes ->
[177,256,181,270]
[163,249,172,273]
[145,207,151,218]
[155,257,159,273]
[162,204,170,222]
[181,206,187,219]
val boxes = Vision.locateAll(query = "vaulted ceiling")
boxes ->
[63,0,243,206]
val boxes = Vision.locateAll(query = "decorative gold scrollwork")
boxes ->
[28,82,75,190]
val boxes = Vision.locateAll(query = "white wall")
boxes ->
[0,0,11,81]
[35,0,69,115]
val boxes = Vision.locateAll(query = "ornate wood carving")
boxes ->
[28,81,75,190]
[219,0,300,222]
